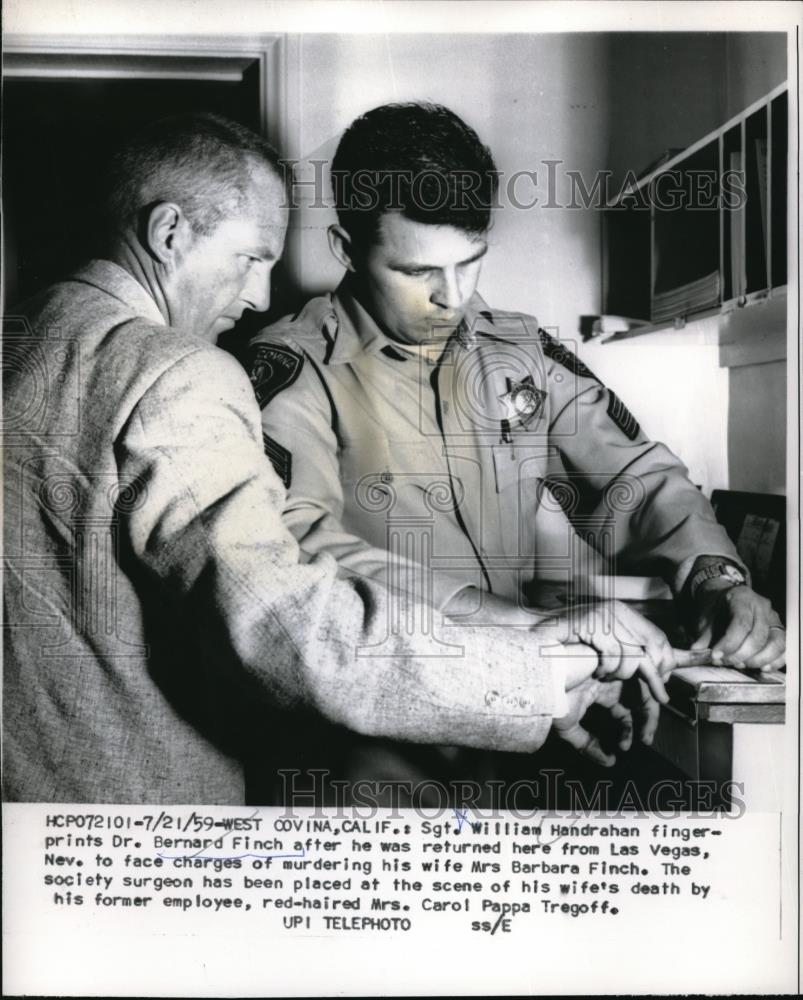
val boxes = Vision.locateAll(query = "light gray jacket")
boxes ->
[3,261,558,804]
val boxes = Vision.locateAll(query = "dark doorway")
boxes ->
[3,55,262,306]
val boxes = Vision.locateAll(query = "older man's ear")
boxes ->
[141,202,191,265]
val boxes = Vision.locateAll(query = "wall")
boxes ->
[606,33,728,190]
[725,33,788,119]
[728,361,787,494]
[1,29,790,498]
[590,32,788,496]
[278,32,788,498]
[582,318,729,495]
[282,33,609,348]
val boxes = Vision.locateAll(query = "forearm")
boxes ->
[287,501,473,610]
[122,350,561,753]
[551,377,742,589]
[562,446,741,592]
[442,586,557,628]
[184,551,562,752]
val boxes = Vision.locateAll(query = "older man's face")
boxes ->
[172,165,288,342]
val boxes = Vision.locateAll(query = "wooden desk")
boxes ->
[527,588,786,809]
[652,666,786,812]
[622,596,787,811]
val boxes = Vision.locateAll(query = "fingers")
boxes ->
[636,680,661,746]
[709,588,756,657]
[556,723,616,767]
[557,643,604,690]
[613,637,669,705]
[581,617,626,679]
[589,681,634,752]
[591,679,623,708]
[608,701,634,752]
[619,605,676,679]
[568,604,620,676]
[761,651,786,672]
[740,625,786,671]
[690,624,713,650]
[673,648,714,667]
[711,590,778,665]
[575,602,671,703]
[721,606,769,664]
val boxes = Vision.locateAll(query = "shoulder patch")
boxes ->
[262,433,292,488]
[606,390,641,441]
[248,343,303,408]
[538,328,600,383]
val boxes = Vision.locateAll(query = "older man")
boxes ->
[3,112,643,805]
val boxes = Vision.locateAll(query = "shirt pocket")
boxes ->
[377,439,458,522]
[492,442,550,495]
[384,439,446,489]
[491,442,557,566]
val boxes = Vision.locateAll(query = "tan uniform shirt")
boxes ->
[251,282,742,614]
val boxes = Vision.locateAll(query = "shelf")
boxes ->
[651,138,720,323]
[605,80,788,208]
[602,83,788,333]
[598,307,721,344]
[598,286,788,348]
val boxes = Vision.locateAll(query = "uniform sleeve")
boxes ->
[542,334,742,594]
[256,346,471,611]
[116,345,558,752]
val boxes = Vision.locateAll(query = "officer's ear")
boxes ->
[327,225,358,273]
[141,202,193,266]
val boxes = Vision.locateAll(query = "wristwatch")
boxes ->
[688,560,747,601]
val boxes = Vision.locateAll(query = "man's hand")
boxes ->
[690,582,785,670]
[554,600,676,704]
[552,672,662,764]
[552,674,663,766]
[552,678,618,767]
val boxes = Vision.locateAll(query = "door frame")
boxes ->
[3,33,289,153]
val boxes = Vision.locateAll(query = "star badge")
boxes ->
[498,375,546,427]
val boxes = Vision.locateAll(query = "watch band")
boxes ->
[689,561,746,601]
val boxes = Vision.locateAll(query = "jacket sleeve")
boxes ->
[256,346,472,611]
[542,335,743,594]
[116,344,558,752]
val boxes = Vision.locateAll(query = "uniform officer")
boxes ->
[250,103,785,728]
[4,112,642,805]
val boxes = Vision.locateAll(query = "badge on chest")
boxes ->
[498,375,547,429]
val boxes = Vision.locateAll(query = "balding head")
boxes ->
[101,113,289,342]
[101,112,286,243]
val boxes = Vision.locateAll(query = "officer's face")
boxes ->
[172,166,288,342]
[354,212,487,345]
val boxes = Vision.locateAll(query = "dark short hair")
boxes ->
[101,112,285,239]
[331,102,498,247]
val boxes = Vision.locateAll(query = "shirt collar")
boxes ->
[329,279,498,365]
